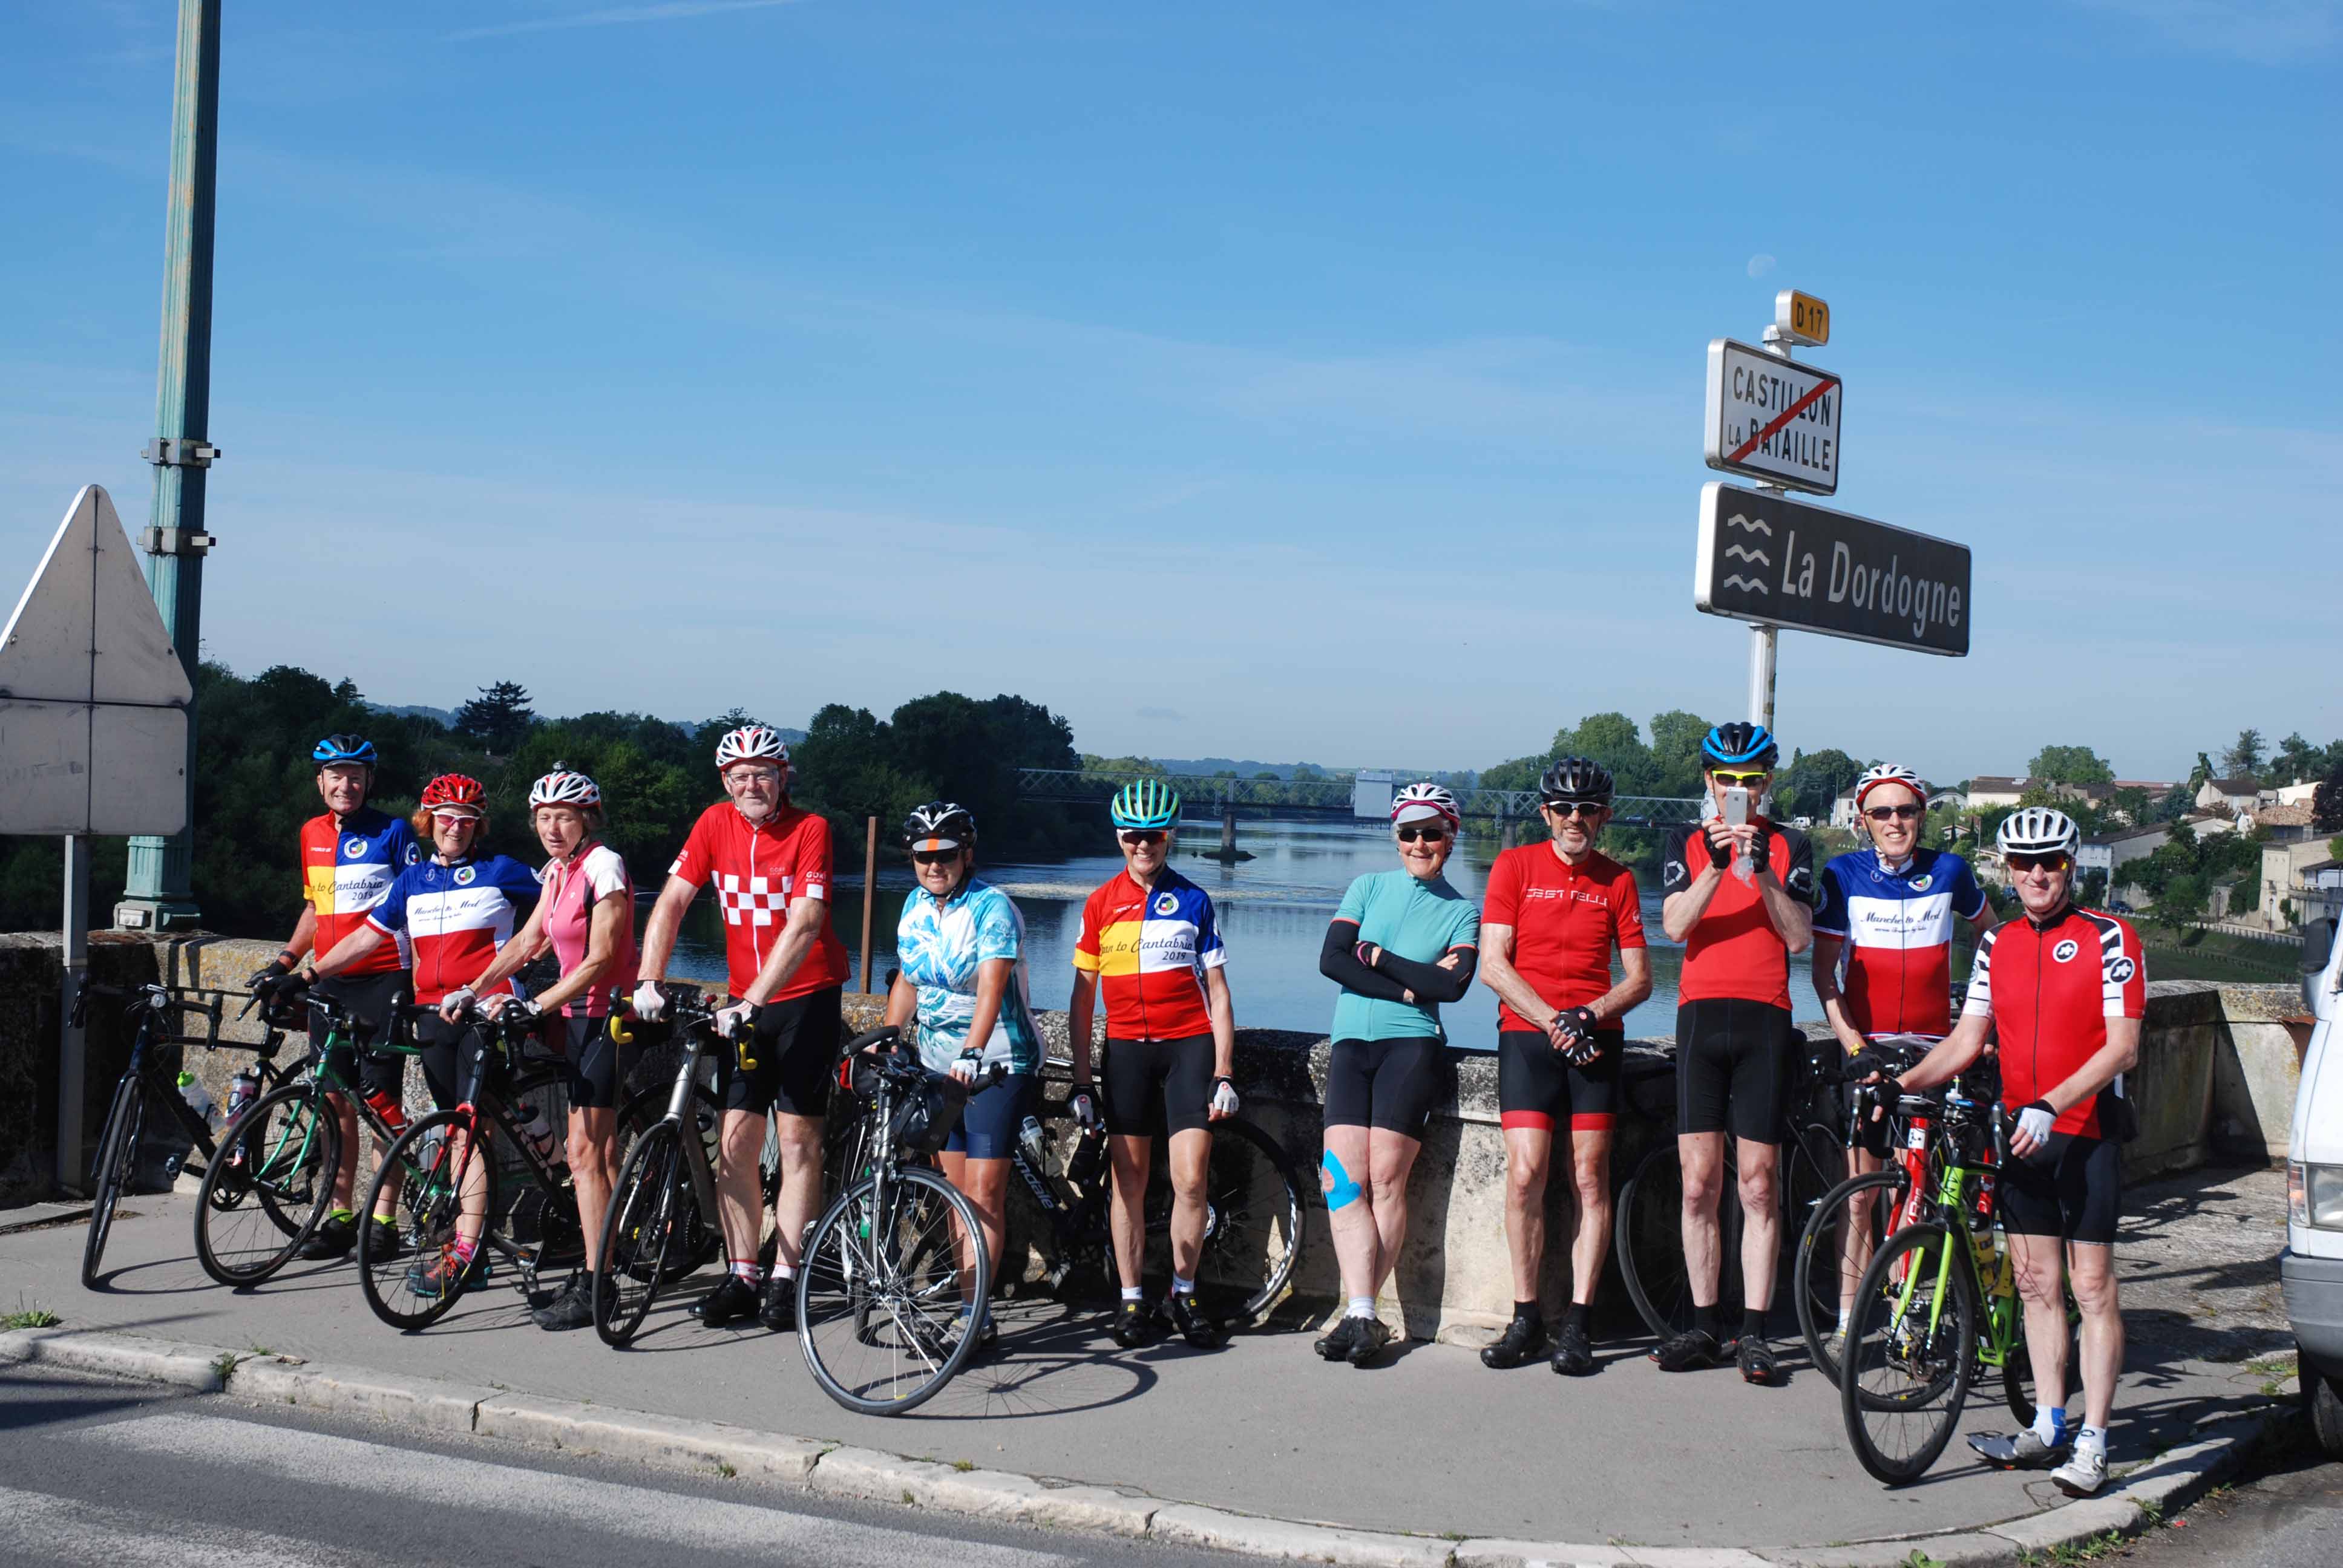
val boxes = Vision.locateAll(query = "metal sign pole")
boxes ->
[57,834,93,1191]
[1744,322,1796,731]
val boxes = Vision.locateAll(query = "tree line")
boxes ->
[0,663,1087,936]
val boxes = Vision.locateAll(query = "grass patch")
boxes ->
[715,1461,736,1479]
[951,1459,975,1473]
[2017,1529,2131,1565]
[1904,1552,1947,1568]
[3,1308,62,1330]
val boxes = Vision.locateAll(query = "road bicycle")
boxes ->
[1792,1034,1947,1386]
[1838,1082,2075,1483]
[192,990,422,1287]
[76,983,292,1289]
[592,993,779,1347]
[1003,1076,1308,1331]
[795,1027,998,1415]
[1613,1038,1844,1341]
[355,1005,583,1330]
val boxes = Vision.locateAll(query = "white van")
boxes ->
[2286,916,2343,1454]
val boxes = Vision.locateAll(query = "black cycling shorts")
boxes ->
[715,985,841,1120]
[1676,998,1795,1143]
[413,1012,489,1112]
[946,1071,1037,1161]
[1324,1037,1452,1140]
[1497,1028,1623,1134]
[1999,1131,2120,1246]
[559,1013,626,1113]
[1103,1034,1215,1138]
[312,970,410,1102]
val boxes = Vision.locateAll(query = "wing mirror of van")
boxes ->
[2304,917,2336,1013]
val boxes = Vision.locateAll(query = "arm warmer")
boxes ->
[1371,945,1478,1004]
[1320,921,1409,1002]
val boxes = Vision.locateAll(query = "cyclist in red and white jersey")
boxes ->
[1475,758,1651,1376]
[1881,806,2143,1497]
[457,764,641,1331]
[633,725,849,1333]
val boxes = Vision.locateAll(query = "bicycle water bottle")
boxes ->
[224,1067,260,1127]
[364,1087,408,1135]
[177,1071,222,1136]
[1017,1115,1051,1174]
[517,1101,560,1166]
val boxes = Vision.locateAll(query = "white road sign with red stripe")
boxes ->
[1703,338,1841,495]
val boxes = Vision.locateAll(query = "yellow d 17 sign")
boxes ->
[1775,289,1830,347]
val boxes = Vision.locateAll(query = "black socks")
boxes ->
[1740,1308,1766,1343]
[1693,1303,1720,1341]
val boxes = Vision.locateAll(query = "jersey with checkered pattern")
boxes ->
[667,802,850,1000]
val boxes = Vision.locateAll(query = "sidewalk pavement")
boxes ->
[0,1165,2301,1564]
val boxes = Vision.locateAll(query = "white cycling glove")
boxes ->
[1210,1076,1240,1117]
[951,1050,983,1085]
[1070,1087,1098,1128]
[712,1001,755,1040]
[630,981,667,1021]
[2014,1100,2057,1148]
[439,987,476,1018]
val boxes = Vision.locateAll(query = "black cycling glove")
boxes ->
[1748,829,1772,875]
[1705,829,1734,870]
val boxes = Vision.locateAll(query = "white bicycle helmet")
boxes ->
[713,724,789,770]
[1853,762,1928,809]
[1997,805,2080,858]
[529,763,603,811]
[1391,782,1461,829]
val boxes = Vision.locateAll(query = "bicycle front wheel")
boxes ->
[798,1166,986,1416]
[1840,1222,1978,1485]
[1615,1140,1744,1341]
[1795,1168,1907,1387]
[195,1084,341,1287]
[1142,1117,1307,1329]
[359,1110,499,1331]
[594,1120,700,1347]
[81,1072,147,1289]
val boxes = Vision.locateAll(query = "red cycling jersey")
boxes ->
[1961,903,2145,1138]
[1660,820,1815,1011]
[667,802,850,1001]
[1482,844,1646,1027]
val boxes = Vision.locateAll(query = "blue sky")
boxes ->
[5,1,2338,786]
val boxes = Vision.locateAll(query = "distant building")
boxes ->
[1965,776,2026,812]
[2251,802,2321,843]
[2262,837,2343,929]
[2077,822,2172,899]
[1830,788,1860,831]
[2197,776,2261,812]
[2274,780,2321,808]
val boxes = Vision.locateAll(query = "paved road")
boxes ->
[0,1165,2292,1548]
[0,1366,1246,1568]
[2108,1420,2342,1568]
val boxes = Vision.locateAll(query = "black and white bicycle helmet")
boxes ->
[1996,805,2079,858]
[902,800,977,852]
[1539,756,1614,807]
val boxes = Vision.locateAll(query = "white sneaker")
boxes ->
[1968,1429,2065,1469]
[2051,1444,2108,1495]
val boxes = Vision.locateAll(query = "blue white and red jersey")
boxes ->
[301,808,421,976]
[1814,846,1988,1039]
[1073,868,1227,1040]
[367,853,541,1005]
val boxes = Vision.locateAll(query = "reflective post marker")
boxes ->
[58,834,93,1189]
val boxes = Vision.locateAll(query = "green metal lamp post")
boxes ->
[115,0,221,932]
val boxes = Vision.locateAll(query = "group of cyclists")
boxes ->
[231,713,2141,1495]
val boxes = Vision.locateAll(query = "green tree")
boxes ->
[2315,766,2343,833]
[453,681,536,754]
[2154,872,2208,933]
[1776,747,1864,821]
[2272,733,2329,785]
[2222,728,2267,779]
[2028,744,2114,785]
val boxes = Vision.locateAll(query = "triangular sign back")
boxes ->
[0,485,193,706]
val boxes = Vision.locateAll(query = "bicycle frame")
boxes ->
[1880,1092,2022,1371]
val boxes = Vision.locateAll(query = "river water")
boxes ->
[668,817,1824,1044]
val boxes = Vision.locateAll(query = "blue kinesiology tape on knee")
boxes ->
[1322,1151,1362,1210]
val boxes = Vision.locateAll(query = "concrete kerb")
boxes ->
[0,1328,2293,1568]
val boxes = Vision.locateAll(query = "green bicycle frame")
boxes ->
[1886,1147,2022,1371]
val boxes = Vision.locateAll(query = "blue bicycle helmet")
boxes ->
[1700,721,1778,771]
[1109,779,1181,831]
[312,732,378,768]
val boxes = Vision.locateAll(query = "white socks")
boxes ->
[1346,1296,1375,1319]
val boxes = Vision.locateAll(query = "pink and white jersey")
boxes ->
[539,841,639,1018]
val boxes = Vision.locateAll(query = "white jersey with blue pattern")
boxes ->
[895,877,1043,1074]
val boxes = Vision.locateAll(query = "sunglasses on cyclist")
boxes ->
[1543,800,1607,820]
[2005,852,2071,874]
[1711,769,1771,786]
[1395,825,1450,843]
[1864,804,1924,822]
[1117,830,1167,847]
[911,849,962,866]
